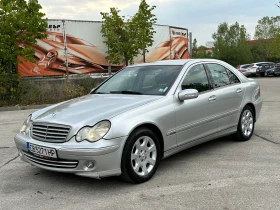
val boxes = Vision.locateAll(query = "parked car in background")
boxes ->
[273,63,280,76]
[265,64,276,76]
[14,59,263,183]
[245,62,275,77]
[255,62,275,77]
[237,64,251,73]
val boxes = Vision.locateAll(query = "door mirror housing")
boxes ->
[178,89,199,101]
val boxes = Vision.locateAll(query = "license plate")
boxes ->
[27,142,57,159]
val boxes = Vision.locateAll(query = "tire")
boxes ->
[260,72,265,77]
[120,128,160,183]
[233,106,255,141]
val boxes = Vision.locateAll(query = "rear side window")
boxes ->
[206,64,230,88]
[243,65,251,68]
[226,69,240,84]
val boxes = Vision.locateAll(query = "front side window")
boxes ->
[93,65,182,95]
[181,64,211,92]
[207,64,230,88]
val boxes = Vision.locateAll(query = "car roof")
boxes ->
[131,59,226,67]
[253,62,275,64]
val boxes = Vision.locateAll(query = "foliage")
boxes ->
[0,0,47,73]
[212,22,252,66]
[100,1,157,65]
[254,16,280,59]
[270,34,280,60]
[132,0,157,62]
[192,38,212,58]
[192,38,198,57]
[100,8,138,66]
[0,73,26,106]
[0,77,106,107]
[254,16,280,39]
[249,41,267,62]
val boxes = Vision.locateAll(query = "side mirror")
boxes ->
[178,89,199,101]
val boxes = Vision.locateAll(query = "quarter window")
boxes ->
[181,64,211,92]
[207,64,230,88]
[226,69,240,84]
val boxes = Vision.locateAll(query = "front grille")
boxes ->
[31,123,71,143]
[23,151,78,169]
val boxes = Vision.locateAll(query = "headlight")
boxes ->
[76,121,111,142]
[20,115,32,134]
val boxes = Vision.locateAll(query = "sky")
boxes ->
[38,0,280,46]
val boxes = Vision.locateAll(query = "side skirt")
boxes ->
[163,126,237,159]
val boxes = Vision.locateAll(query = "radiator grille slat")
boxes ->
[31,123,71,143]
[23,151,78,169]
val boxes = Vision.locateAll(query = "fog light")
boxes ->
[84,161,95,170]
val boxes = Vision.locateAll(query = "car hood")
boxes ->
[32,94,161,126]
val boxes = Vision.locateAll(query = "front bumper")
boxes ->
[242,71,254,77]
[14,133,127,179]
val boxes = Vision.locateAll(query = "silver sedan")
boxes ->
[14,59,263,183]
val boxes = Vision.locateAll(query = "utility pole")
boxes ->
[62,20,69,79]
[189,32,193,58]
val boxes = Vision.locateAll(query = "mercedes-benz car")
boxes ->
[14,59,263,183]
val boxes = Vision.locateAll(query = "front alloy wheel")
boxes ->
[131,136,157,176]
[121,128,160,183]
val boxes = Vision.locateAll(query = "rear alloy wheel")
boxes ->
[233,106,255,141]
[120,128,160,183]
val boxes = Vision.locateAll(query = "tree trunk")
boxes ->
[8,60,13,73]
[143,49,146,63]
[125,59,128,66]
[108,62,111,75]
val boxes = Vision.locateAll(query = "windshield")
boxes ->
[93,65,182,95]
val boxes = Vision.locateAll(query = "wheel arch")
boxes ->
[244,103,256,122]
[128,123,164,159]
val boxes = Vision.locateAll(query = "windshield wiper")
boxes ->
[93,91,108,94]
[110,90,142,95]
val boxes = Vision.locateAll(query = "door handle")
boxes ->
[208,95,217,101]
[236,88,242,93]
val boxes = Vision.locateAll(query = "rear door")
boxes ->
[205,63,245,131]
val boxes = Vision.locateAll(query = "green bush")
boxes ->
[0,75,106,107]
[19,77,106,106]
[0,73,26,106]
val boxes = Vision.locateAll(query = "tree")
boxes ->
[0,0,48,73]
[192,38,198,57]
[100,1,157,66]
[249,41,268,62]
[191,38,212,58]
[254,16,280,60]
[270,34,280,60]
[101,8,139,66]
[132,0,157,62]
[212,22,252,66]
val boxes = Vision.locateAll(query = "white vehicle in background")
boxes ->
[237,64,251,74]
[244,62,274,77]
